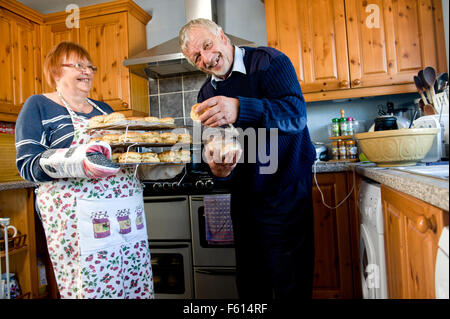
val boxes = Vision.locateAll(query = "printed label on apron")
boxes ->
[77,192,147,255]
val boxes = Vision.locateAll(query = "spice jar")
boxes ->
[346,117,355,135]
[339,117,348,136]
[338,140,347,160]
[330,118,340,137]
[331,141,339,160]
[346,139,358,159]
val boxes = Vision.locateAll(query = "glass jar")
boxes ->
[338,140,347,159]
[331,141,339,160]
[330,118,340,137]
[346,117,355,135]
[346,140,358,159]
[339,117,348,136]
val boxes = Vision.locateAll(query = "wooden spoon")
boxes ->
[423,66,437,104]
[418,70,433,103]
[414,75,429,105]
[423,104,437,115]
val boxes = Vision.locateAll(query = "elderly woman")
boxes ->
[15,42,153,299]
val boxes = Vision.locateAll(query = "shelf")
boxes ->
[327,159,358,163]
[329,135,355,140]
[0,245,28,258]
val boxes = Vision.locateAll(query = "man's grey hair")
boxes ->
[179,18,231,64]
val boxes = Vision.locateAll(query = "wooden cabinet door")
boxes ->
[0,8,16,115]
[0,9,40,118]
[381,185,448,299]
[312,172,354,298]
[79,13,130,110]
[41,22,79,92]
[345,0,446,89]
[265,0,350,93]
[14,16,40,107]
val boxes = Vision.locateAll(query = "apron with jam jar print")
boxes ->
[36,96,154,299]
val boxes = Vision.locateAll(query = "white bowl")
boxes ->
[354,128,440,166]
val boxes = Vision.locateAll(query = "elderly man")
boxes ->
[179,18,316,299]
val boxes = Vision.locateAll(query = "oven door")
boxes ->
[144,196,190,241]
[194,267,239,299]
[148,241,193,299]
[190,195,236,267]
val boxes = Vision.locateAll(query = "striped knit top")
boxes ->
[15,94,113,182]
[198,46,316,206]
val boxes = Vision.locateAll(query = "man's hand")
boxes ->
[195,96,239,127]
[204,142,242,178]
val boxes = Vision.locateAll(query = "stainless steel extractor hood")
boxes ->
[123,0,256,79]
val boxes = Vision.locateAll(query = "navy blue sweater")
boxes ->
[15,95,113,182]
[198,46,316,213]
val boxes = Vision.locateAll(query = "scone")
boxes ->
[127,116,145,122]
[142,132,161,143]
[160,117,175,125]
[177,150,191,162]
[177,133,192,144]
[102,134,120,144]
[111,152,122,163]
[89,115,106,127]
[144,116,160,124]
[159,132,177,144]
[104,112,126,124]
[118,152,141,163]
[158,150,177,162]
[141,152,160,163]
[89,136,103,142]
[190,103,209,122]
[118,132,143,143]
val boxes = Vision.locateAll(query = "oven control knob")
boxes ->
[163,182,171,190]
[171,182,180,190]
[195,180,205,189]
[153,183,162,191]
[205,179,214,189]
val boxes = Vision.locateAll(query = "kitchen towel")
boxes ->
[204,194,234,245]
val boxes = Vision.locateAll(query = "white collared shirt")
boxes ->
[211,46,246,89]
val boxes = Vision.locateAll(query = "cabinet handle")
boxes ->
[353,79,361,86]
[416,215,436,233]
[340,80,349,87]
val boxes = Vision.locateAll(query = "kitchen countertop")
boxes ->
[0,180,36,192]
[313,161,449,211]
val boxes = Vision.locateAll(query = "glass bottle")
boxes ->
[346,117,355,135]
[331,141,339,160]
[339,109,348,136]
[346,139,358,159]
[331,118,340,137]
[338,140,347,160]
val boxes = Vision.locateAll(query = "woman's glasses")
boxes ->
[62,63,98,73]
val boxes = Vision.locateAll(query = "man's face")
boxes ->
[183,26,234,79]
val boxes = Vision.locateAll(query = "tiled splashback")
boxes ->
[149,74,208,126]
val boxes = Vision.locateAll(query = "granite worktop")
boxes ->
[0,180,36,192]
[313,161,449,211]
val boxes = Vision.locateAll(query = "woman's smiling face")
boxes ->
[184,26,234,79]
[56,54,95,95]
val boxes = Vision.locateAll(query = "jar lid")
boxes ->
[332,118,339,122]
[339,117,347,122]
[346,140,355,144]
[347,117,354,121]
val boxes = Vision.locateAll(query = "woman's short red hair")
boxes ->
[43,41,93,88]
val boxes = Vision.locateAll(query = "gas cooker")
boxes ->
[142,163,229,196]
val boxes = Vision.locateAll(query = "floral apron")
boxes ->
[36,100,154,299]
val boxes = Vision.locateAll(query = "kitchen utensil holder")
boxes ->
[433,92,449,118]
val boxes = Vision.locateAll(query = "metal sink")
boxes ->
[392,164,449,180]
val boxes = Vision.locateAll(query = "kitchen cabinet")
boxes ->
[312,172,360,298]
[381,184,449,298]
[0,6,42,122]
[0,187,38,299]
[42,0,152,116]
[264,0,447,102]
